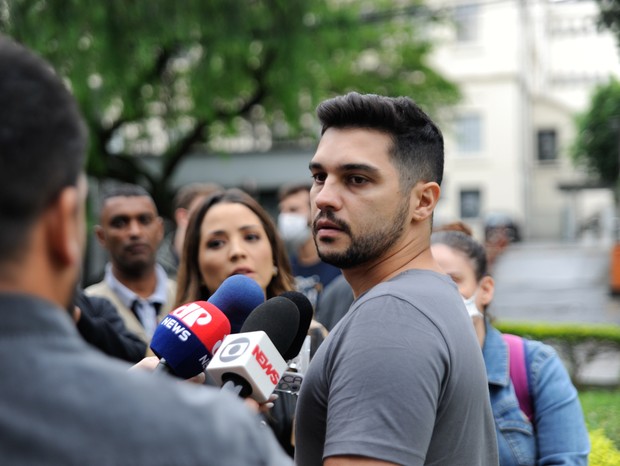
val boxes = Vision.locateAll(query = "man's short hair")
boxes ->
[316,92,444,191]
[98,183,156,217]
[173,183,223,211]
[278,182,312,203]
[0,36,87,263]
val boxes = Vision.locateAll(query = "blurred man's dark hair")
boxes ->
[0,36,86,268]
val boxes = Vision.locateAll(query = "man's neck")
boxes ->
[343,237,442,299]
[111,265,158,299]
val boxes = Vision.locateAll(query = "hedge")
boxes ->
[493,320,620,387]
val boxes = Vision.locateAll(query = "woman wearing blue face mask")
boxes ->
[431,229,590,466]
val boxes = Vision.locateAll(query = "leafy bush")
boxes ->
[589,429,620,466]
[580,390,620,450]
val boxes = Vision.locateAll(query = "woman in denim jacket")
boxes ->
[431,229,590,465]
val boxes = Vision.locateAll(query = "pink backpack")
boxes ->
[502,333,534,422]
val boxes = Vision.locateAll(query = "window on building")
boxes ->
[460,189,481,219]
[455,113,482,153]
[454,4,479,42]
[537,129,557,161]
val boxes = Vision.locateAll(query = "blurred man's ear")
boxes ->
[44,185,81,267]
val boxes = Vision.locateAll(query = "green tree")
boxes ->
[571,78,620,192]
[597,0,620,43]
[1,0,459,217]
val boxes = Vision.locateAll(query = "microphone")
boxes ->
[149,301,231,379]
[278,291,313,361]
[208,274,265,333]
[207,296,300,402]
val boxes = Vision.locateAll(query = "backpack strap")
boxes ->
[502,333,534,422]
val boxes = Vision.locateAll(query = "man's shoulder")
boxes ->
[359,270,454,304]
[4,349,289,464]
[84,280,110,296]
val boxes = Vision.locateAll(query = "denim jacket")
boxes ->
[482,322,590,465]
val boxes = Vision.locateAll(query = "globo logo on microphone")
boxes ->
[219,337,251,362]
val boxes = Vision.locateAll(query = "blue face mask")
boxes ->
[462,292,484,319]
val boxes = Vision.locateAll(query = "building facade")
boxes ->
[429,0,620,241]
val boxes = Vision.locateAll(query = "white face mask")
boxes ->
[277,212,311,250]
[462,293,484,319]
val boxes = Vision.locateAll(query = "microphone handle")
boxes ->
[154,358,173,375]
[221,373,253,398]
[222,380,244,396]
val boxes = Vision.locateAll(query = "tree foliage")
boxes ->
[597,0,620,42]
[571,78,620,186]
[1,0,459,217]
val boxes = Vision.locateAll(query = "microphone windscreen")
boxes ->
[208,274,265,333]
[150,301,231,379]
[240,296,299,357]
[278,291,313,360]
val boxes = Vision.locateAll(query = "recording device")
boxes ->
[208,274,265,333]
[207,296,300,402]
[150,301,231,379]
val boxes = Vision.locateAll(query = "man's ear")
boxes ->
[94,224,105,246]
[479,275,495,308]
[156,216,165,242]
[44,186,80,267]
[410,181,441,222]
[174,207,189,229]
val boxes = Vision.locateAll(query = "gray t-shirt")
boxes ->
[294,270,498,466]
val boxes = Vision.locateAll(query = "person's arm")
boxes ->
[74,292,147,362]
[529,342,590,465]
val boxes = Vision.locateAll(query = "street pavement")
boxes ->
[491,240,620,325]
[490,239,620,385]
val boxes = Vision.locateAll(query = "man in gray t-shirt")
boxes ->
[294,93,498,465]
[296,270,497,465]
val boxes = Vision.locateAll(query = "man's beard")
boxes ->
[313,200,409,269]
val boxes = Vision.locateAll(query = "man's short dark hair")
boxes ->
[316,92,444,191]
[278,182,312,203]
[98,183,156,217]
[173,182,223,211]
[0,36,86,263]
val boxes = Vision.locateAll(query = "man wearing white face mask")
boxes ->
[277,183,341,309]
